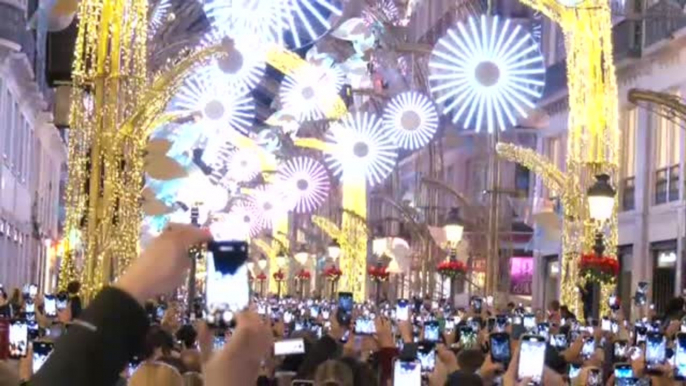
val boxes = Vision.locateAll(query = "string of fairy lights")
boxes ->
[61,0,619,310]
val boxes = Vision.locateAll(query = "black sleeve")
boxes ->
[31,287,149,386]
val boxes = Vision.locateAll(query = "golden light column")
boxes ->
[496,0,619,314]
[60,0,224,296]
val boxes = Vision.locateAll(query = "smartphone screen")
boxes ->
[676,333,686,380]
[582,337,595,358]
[28,284,38,298]
[635,325,647,346]
[43,295,57,318]
[393,359,421,386]
[614,363,633,379]
[337,292,353,325]
[601,317,611,332]
[471,297,482,313]
[645,332,666,372]
[568,363,581,379]
[523,314,536,331]
[424,321,440,342]
[496,314,508,332]
[9,320,28,359]
[537,322,549,339]
[518,335,546,384]
[459,326,476,347]
[274,338,305,356]
[205,241,249,328]
[32,341,54,373]
[490,332,511,365]
[396,299,409,322]
[587,368,602,386]
[551,334,567,349]
[354,317,375,335]
[614,340,628,361]
[417,343,436,373]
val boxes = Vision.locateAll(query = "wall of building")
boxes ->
[0,0,66,291]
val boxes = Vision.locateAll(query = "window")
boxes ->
[514,164,530,198]
[654,99,681,204]
[4,91,13,162]
[18,114,25,181]
[621,108,637,211]
[12,101,20,174]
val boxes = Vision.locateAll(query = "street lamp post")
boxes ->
[258,255,268,297]
[328,239,341,297]
[294,245,309,298]
[276,250,287,298]
[186,205,200,318]
[443,208,465,306]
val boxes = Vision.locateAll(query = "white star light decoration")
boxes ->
[428,15,545,133]
[226,200,264,237]
[172,76,254,136]
[280,64,345,122]
[222,148,263,183]
[325,112,397,186]
[199,31,266,91]
[203,0,343,49]
[277,157,330,213]
[249,185,291,230]
[382,92,439,150]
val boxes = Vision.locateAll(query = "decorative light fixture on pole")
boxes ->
[295,244,310,266]
[258,255,268,297]
[328,239,341,261]
[443,208,465,305]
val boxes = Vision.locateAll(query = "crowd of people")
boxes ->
[0,224,685,385]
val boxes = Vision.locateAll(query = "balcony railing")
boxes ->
[655,165,680,205]
[621,177,636,211]
[644,0,686,48]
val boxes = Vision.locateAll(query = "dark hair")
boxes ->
[142,325,175,359]
[175,324,197,349]
[457,349,485,373]
[665,297,685,319]
[66,281,81,295]
[549,300,561,311]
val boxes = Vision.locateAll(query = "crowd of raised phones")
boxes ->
[0,224,684,386]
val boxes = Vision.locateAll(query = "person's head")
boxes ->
[9,288,20,303]
[128,362,183,386]
[665,297,685,318]
[66,281,81,295]
[175,324,197,350]
[507,302,515,311]
[314,360,354,386]
[560,305,574,319]
[457,349,485,373]
[142,325,176,360]
[548,300,561,312]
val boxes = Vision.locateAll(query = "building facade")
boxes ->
[0,0,66,291]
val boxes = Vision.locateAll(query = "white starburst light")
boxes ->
[325,112,397,186]
[277,157,330,213]
[149,0,172,35]
[213,147,263,184]
[226,201,264,237]
[382,92,439,150]
[172,76,254,136]
[280,64,345,122]
[203,0,343,49]
[429,15,545,133]
[249,185,291,230]
[199,31,266,91]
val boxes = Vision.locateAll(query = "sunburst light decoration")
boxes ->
[382,92,439,150]
[226,200,264,237]
[280,64,345,122]
[199,31,266,91]
[149,0,172,35]
[428,15,545,133]
[325,112,397,186]
[210,147,263,184]
[203,0,344,49]
[277,157,330,213]
[172,76,254,136]
[249,185,292,230]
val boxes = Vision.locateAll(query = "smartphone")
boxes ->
[582,336,595,358]
[213,334,226,350]
[635,282,648,306]
[354,317,375,335]
[43,295,57,318]
[551,334,568,349]
[24,300,35,314]
[396,299,409,322]
[675,332,686,380]
[645,332,666,373]
[32,341,54,373]
[9,320,28,359]
[56,292,68,311]
[205,241,249,328]
[587,367,602,386]
[424,321,440,342]
[537,322,549,339]
[614,340,629,362]
[274,338,306,356]
[470,297,483,314]
[417,342,436,373]
[490,332,511,365]
[568,363,581,379]
[337,292,353,326]
[602,317,611,332]
[609,294,619,310]
[28,284,38,298]
[156,304,167,321]
[613,363,633,379]
[634,325,647,346]
[523,313,536,331]
[459,326,476,347]
[393,359,421,386]
[518,335,546,384]
[496,314,508,332]
[445,319,455,332]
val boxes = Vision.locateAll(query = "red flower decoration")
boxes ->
[273,270,285,282]
[437,260,467,278]
[579,253,619,284]
[256,273,267,281]
[323,266,342,281]
[296,269,312,280]
[368,266,390,281]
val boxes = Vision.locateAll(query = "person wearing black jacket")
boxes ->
[31,224,212,386]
